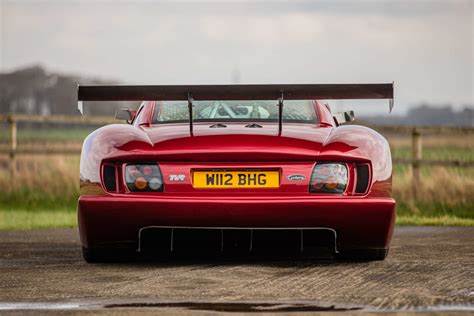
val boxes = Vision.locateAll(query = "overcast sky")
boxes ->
[0,0,472,114]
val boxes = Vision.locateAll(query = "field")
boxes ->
[0,126,473,229]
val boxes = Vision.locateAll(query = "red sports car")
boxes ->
[77,84,395,262]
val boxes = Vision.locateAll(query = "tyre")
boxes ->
[335,248,389,261]
[82,247,137,263]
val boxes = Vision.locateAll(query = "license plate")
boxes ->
[193,171,280,188]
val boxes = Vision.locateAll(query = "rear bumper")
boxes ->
[78,195,396,251]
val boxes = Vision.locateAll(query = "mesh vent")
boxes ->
[103,165,117,192]
[355,164,370,194]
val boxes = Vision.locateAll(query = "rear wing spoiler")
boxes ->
[77,83,394,133]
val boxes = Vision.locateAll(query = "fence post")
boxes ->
[412,127,422,188]
[7,114,17,179]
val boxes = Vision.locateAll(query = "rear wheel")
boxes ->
[335,248,389,261]
[82,247,137,263]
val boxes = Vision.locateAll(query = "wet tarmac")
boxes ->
[0,226,473,314]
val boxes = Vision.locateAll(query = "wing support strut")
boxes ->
[188,93,194,136]
[278,91,284,136]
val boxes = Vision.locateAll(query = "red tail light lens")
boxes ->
[309,163,348,194]
[125,164,164,192]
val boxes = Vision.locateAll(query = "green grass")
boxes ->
[0,209,76,230]
[397,215,474,226]
[0,189,78,211]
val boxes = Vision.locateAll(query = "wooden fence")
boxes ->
[1,113,473,180]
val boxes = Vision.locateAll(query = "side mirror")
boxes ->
[333,110,355,125]
[115,109,136,124]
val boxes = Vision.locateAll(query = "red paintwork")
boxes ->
[78,100,395,252]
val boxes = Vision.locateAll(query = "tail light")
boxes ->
[309,163,348,194]
[125,164,164,192]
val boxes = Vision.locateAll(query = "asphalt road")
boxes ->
[0,226,473,315]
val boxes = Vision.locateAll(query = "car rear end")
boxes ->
[79,155,395,261]
[77,83,395,262]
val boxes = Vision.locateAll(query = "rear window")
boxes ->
[152,100,318,124]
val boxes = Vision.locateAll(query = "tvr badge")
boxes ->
[169,174,186,181]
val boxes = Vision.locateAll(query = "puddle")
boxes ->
[0,300,360,312]
[1,301,472,313]
[104,301,361,312]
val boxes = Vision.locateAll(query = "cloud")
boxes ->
[1,0,472,114]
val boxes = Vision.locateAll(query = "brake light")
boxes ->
[309,163,348,194]
[125,164,164,192]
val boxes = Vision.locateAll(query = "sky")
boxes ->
[0,0,473,115]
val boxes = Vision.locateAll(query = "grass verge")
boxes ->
[0,210,76,230]
[396,215,474,226]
